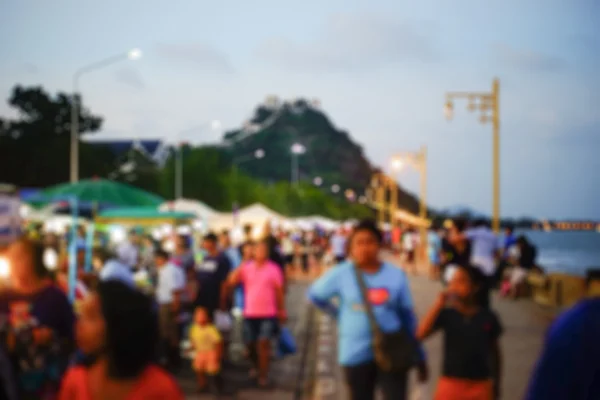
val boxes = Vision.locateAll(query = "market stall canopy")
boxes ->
[208,203,290,232]
[30,179,164,208]
[238,203,289,227]
[159,199,217,221]
[95,207,195,226]
[292,215,340,231]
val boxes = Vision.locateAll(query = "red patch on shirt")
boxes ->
[367,288,390,305]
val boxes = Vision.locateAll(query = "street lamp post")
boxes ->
[290,143,306,187]
[368,173,388,227]
[391,145,428,262]
[70,49,142,183]
[445,78,500,232]
[175,142,184,199]
[232,148,265,214]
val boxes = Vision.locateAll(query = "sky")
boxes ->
[0,0,599,220]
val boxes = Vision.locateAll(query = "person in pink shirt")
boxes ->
[222,239,286,388]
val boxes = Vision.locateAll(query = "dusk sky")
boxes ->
[1,0,598,219]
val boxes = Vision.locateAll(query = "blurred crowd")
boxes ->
[0,220,351,399]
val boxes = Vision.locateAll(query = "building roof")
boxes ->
[86,139,171,167]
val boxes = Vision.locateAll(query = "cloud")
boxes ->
[492,43,566,72]
[114,67,145,90]
[255,13,440,72]
[154,42,234,73]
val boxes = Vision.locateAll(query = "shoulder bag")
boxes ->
[352,265,420,373]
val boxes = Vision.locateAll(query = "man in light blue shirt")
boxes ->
[309,219,425,400]
[464,219,499,309]
[220,231,243,310]
[465,220,499,277]
[92,248,135,288]
[330,228,347,263]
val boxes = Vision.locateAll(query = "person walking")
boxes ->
[455,220,498,308]
[221,239,286,388]
[417,264,503,400]
[195,233,231,320]
[309,220,426,400]
[330,228,347,264]
[154,249,185,370]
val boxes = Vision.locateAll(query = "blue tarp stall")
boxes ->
[0,183,21,247]
[24,193,82,302]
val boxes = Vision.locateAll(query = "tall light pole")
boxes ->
[290,143,306,187]
[445,78,500,232]
[175,142,185,199]
[368,172,390,227]
[391,145,428,262]
[70,48,142,183]
[232,148,265,216]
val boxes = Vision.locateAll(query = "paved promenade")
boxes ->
[178,282,315,399]
[313,257,554,399]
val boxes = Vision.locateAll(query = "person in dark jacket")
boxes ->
[526,298,600,400]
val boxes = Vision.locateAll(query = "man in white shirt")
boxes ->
[154,249,185,369]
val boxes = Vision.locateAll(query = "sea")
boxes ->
[518,230,600,276]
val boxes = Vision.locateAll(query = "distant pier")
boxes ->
[532,221,600,231]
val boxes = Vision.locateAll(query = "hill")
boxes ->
[222,97,421,213]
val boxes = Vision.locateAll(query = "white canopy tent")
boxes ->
[159,198,218,222]
[291,215,341,231]
[237,203,288,226]
[207,203,291,240]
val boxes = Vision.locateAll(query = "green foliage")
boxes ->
[0,85,111,186]
[224,99,422,213]
[0,86,378,220]
[154,145,373,219]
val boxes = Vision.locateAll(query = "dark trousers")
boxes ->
[478,275,495,309]
[344,361,408,400]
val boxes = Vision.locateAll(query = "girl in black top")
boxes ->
[417,265,503,400]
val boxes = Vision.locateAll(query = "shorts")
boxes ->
[284,254,294,265]
[435,377,493,400]
[243,318,278,343]
[192,350,220,374]
[334,255,346,264]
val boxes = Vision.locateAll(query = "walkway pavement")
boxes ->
[312,257,554,399]
[177,281,315,399]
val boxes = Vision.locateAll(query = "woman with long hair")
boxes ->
[59,280,183,399]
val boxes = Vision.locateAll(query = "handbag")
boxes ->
[353,265,420,373]
[277,326,297,358]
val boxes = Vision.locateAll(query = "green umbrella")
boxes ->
[34,179,164,208]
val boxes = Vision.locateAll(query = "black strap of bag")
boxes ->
[352,264,420,372]
[352,264,383,338]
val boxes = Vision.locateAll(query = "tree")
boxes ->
[0,85,109,186]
